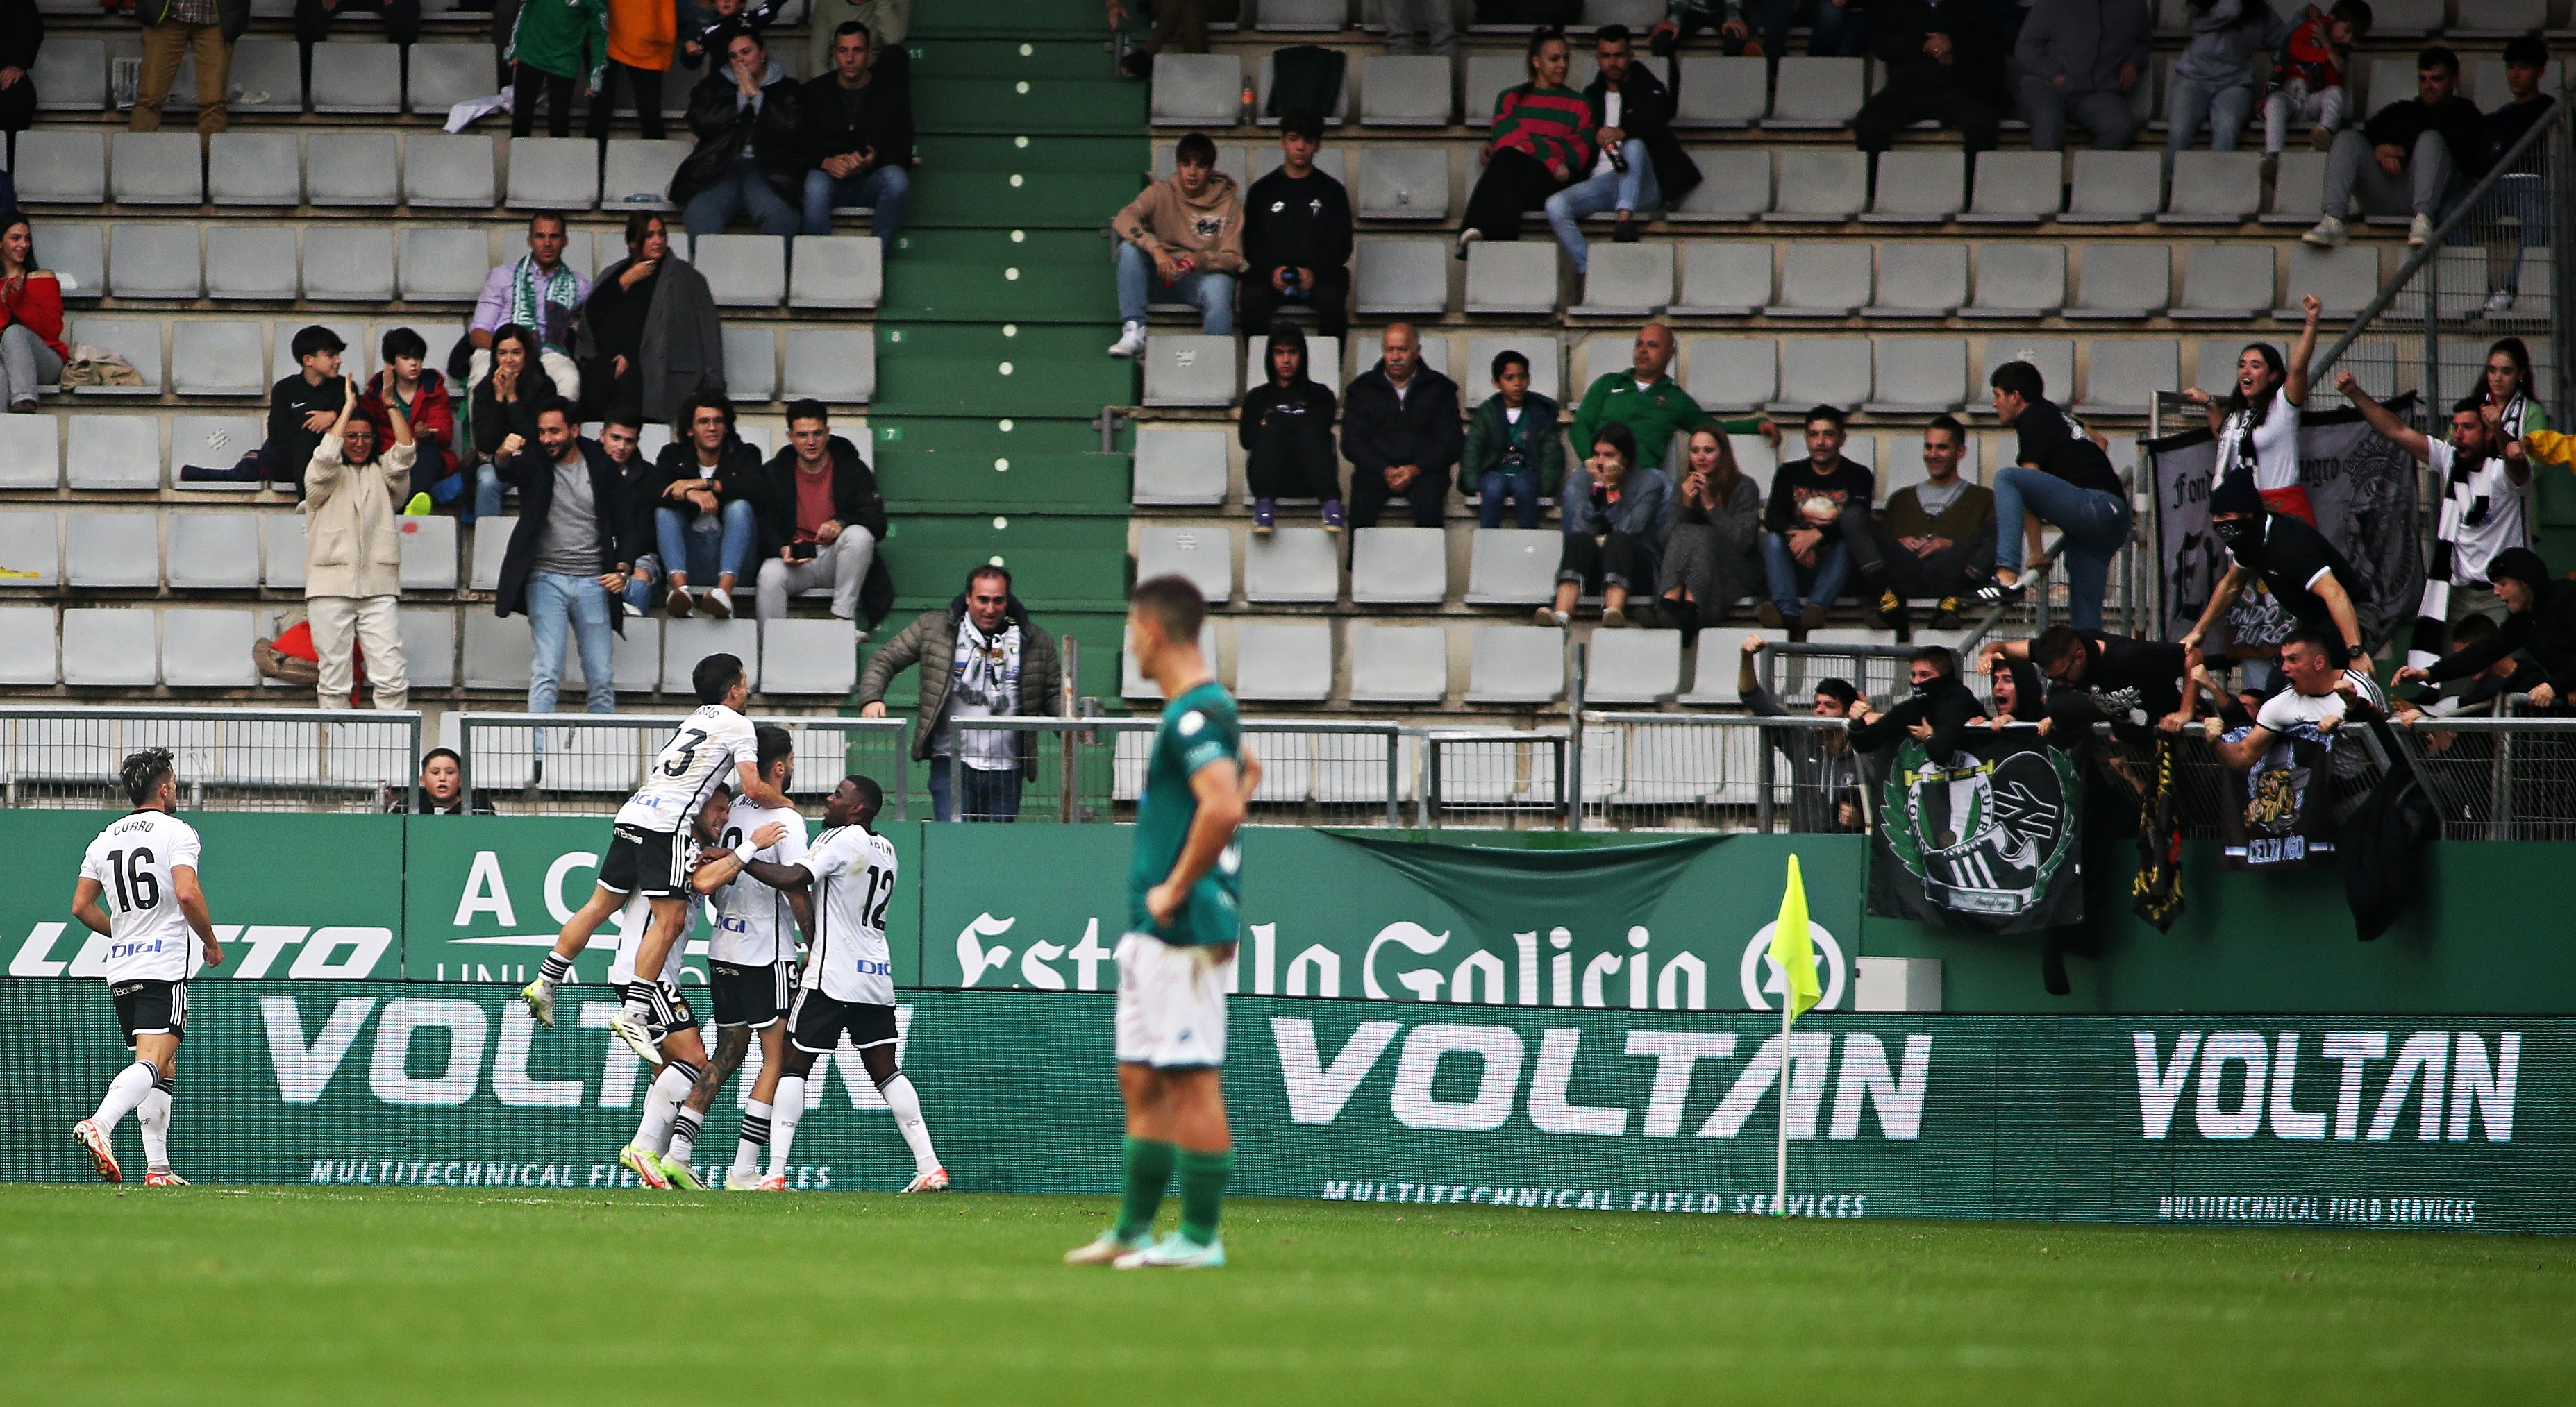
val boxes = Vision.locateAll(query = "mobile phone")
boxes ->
[789,543,819,562]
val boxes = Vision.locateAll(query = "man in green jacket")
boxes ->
[857,565,1066,823]
[1569,322,1773,473]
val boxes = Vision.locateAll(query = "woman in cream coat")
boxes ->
[303,378,415,710]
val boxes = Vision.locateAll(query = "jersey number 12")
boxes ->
[858,866,894,928]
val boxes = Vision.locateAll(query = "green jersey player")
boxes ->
[1067,575,1260,1271]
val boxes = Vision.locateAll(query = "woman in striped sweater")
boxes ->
[1460,27,1595,253]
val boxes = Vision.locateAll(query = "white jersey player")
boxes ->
[69,749,225,1186]
[737,775,948,1193]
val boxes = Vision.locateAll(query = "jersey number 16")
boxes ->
[104,848,160,913]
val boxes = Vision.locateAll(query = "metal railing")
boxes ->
[2385,714,2576,841]
[453,714,914,818]
[1573,712,1868,833]
[0,706,424,812]
[948,717,1411,826]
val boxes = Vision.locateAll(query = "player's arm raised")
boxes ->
[70,876,110,938]
[1146,757,1246,929]
[172,864,222,968]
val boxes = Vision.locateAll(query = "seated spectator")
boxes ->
[131,0,241,138]
[599,412,665,616]
[650,392,763,618]
[1570,322,1768,475]
[1734,634,1868,831]
[674,25,805,238]
[1652,0,1762,57]
[1846,415,1993,636]
[0,215,65,412]
[359,327,455,513]
[1383,0,1454,54]
[1977,360,2130,631]
[494,398,641,716]
[1658,424,1763,632]
[1547,24,1701,273]
[2165,0,2288,159]
[1986,623,2190,732]
[1460,28,1591,253]
[1342,322,1464,530]
[592,0,671,141]
[2180,471,2369,662]
[2397,547,2574,711]
[1855,0,2007,155]
[1107,131,1244,356]
[1465,348,1562,531]
[1108,0,1237,78]
[1540,423,1668,628]
[576,212,726,426]
[680,0,770,69]
[505,0,604,140]
[1759,405,1875,634]
[465,324,557,521]
[2305,44,2488,249]
[2211,626,2360,769]
[2261,1,2371,158]
[1655,0,1865,58]
[388,748,498,815]
[755,398,889,624]
[800,22,913,240]
[858,564,1064,822]
[1239,326,1343,534]
[1848,646,1987,757]
[265,325,355,493]
[0,0,37,139]
[303,379,412,714]
[2476,33,2554,314]
[2182,296,2323,523]
[2015,0,2150,152]
[1239,108,1353,341]
[470,214,587,401]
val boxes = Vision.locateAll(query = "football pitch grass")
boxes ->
[4,1186,2569,1405]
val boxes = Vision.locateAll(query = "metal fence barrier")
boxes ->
[0,707,424,812]
[2386,715,2576,841]
[454,714,914,818]
[946,718,1411,827]
[1571,713,1871,834]
[1421,729,1569,828]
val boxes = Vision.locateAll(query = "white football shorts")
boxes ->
[1114,931,1228,1069]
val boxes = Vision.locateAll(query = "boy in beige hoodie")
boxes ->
[1109,131,1246,356]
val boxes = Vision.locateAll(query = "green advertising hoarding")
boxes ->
[3,981,2564,1233]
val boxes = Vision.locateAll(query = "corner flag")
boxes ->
[1767,854,1821,1024]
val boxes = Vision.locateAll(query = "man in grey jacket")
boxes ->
[2015,0,2151,151]
[857,565,1067,822]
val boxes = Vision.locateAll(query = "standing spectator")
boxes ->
[1464,348,1562,530]
[1239,108,1353,341]
[1547,24,1701,273]
[1979,360,2132,630]
[0,0,39,140]
[2305,44,2487,248]
[2341,372,2526,606]
[465,324,557,520]
[1540,423,1668,628]
[1736,635,1870,832]
[1570,322,1768,475]
[2182,296,2323,522]
[1460,26,1592,252]
[2182,473,2369,662]
[2397,547,2576,711]
[1845,416,1995,637]
[754,398,889,624]
[470,214,588,401]
[2476,33,2555,314]
[1106,131,1244,356]
[1341,322,1464,530]
[809,0,907,75]
[265,325,354,492]
[592,0,671,141]
[2261,1,2371,157]
[505,0,606,140]
[389,748,499,814]
[1988,623,2189,729]
[1657,424,1764,632]
[359,328,455,513]
[1107,0,1238,78]
[1759,405,1876,633]
[799,22,913,240]
[0,216,65,413]
[1239,326,1343,534]
[674,26,805,237]
[858,566,1066,822]
[2014,0,2150,152]
[302,379,412,713]
[600,412,665,616]
[649,392,763,618]
[576,211,726,425]
[131,0,248,138]
[494,398,639,716]
[1854,0,2007,155]
[298,0,418,105]
[2481,335,2548,441]
[1384,0,1455,56]
[680,0,769,71]
[2166,0,2288,158]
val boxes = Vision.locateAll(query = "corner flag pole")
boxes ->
[1775,966,1791,1215]
[1766,854,1821,1218]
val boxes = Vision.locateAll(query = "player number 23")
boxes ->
[660,727,710,778]
[104,848,160,913]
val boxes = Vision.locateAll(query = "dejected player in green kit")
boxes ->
[1066,575,1260,1271]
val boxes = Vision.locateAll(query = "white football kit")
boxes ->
[708,804,808,967]
[796,825,900,1007]
[80,810,203,986]
[619,705,760,834]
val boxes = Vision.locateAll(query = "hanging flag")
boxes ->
[1767,854,1821,1024]
[2130,736,2186,931]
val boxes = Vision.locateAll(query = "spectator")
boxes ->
[302,378,412,714]
[1570,322,1768,475]
[0,0,37,139]
[680,0,769,70]
[1540,422,1668,627]
[593,0,671,140]
[1977,360,2130,630]
[1982,644,2050,722]
[1342,322,1464,530]
[1987,623,2189,731]
[576,211,726,426]
[2261,1,2371,157]
[2476,33,2554,315]
[1650,0,1762,58]
[0,216,65,413]
[505,0,605,140]
[859,565,1067,822]
[389,748,498,815]
[812,0,906,63]
[2305,44,2488,249]
[359,327,455,513]
[265,325,354,493]
[1658,0,1864,58]
[2481,335,2548,441]
[1657,424,1763,632]
[674,26,805,237]
[1464,348,1563,531]
[2180,471,2368,662]
[2340,373,2526,602]
[1759,405,1875,634]
[755,398,889,624]
[649,391,763,619]
[599,412,665,616]
[2393,612,2521,720]
[2210,626,2360,769]
[493,398,640,716]
[1854,0,2007,155]
[131,0,248,138]
[2398,548,2576,711]
[471,214,588,401]
[1240,325,1343,534]
[1239,108,1353,341]
[2182,296,2323,523]
[1547,24,1701,273]
[1848,646,1988,758]
[466,324,557,520]
[1460,26,1592,252]
[2165,0,2288,159]
[1106,131,1244,356]
[1385,0,1455,54]
[1846,415,1994,637]
[1108,0,1237,78]
[1735,634,1868,831]
[799,22,913,240]
[2014,0,2150,152]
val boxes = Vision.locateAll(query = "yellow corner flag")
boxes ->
[1767,854,1822,1024]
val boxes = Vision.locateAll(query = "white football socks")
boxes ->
[91,1061,157,1135]
[878,1072,942,1175]
[765,1075,807,1179]
[138,1085,173,1174]
[732,1100,773,1184]
[633,1063,693,1155]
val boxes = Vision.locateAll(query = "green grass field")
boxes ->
[4,1187,2570,1405]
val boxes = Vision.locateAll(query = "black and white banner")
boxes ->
[1867,731,2085,933]
[2217,722,2342,870]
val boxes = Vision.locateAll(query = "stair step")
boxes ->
[871,323,1132,419]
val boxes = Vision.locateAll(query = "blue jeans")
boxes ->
[801,164,910,239]
[1991,464,2131,631]
[683,157,800,237]
[1762,532,1852,614]
[474,463,505,520]
[526,570,617,714]
[1478,468,1541,529]
[2470,173,2548,293]
[655,499,758,584]
[1114,240,1235,332]
[930,759,1024,822]
[2165,74,2253,158]
[1543,139,1660,275]
[624,553,661,614]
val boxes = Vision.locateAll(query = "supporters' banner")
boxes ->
[2,981,2566,1233]
[2148,398,2424,648]
[1866,732,2084,932]
[2217,723,2342,870]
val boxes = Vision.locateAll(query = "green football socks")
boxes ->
[1116,1137,1177,1242]
[1176,1147,1234,1247]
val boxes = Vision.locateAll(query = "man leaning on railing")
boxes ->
[2395,548,2575,714]
[858,565,1066,823]
[1735,635,1868,832]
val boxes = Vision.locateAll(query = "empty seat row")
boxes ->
[31,39,585,121]
[1110,613,1564,706]
[0,508,458,589]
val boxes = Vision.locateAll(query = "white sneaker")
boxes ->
[703,586,733,620]
[1107,322,1148,358]
[2484,289,2517,315]
[2301,217,2348,249]
[2407,213,2435,247]
[1114,1233,1226,1270]
[901,1167,951,1193]
[1064,1230,1151,1265]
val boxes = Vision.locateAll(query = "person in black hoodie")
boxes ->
[0,0,40,137]
[1341,322,1464,530]
[1544,25,1702,274]
[753,398,892,624]
[2305,44,2489,250]
[1239,324,1342,535]
[1848,645,1989,759]
[648,391,766,620]
[798,21,914,239]
[1852,0,2009,154]
[2399,546,2576,712]
[674,25,807,238]
[1238,108,1353,339]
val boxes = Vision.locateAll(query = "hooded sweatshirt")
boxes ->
[1113,171,1248,274]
